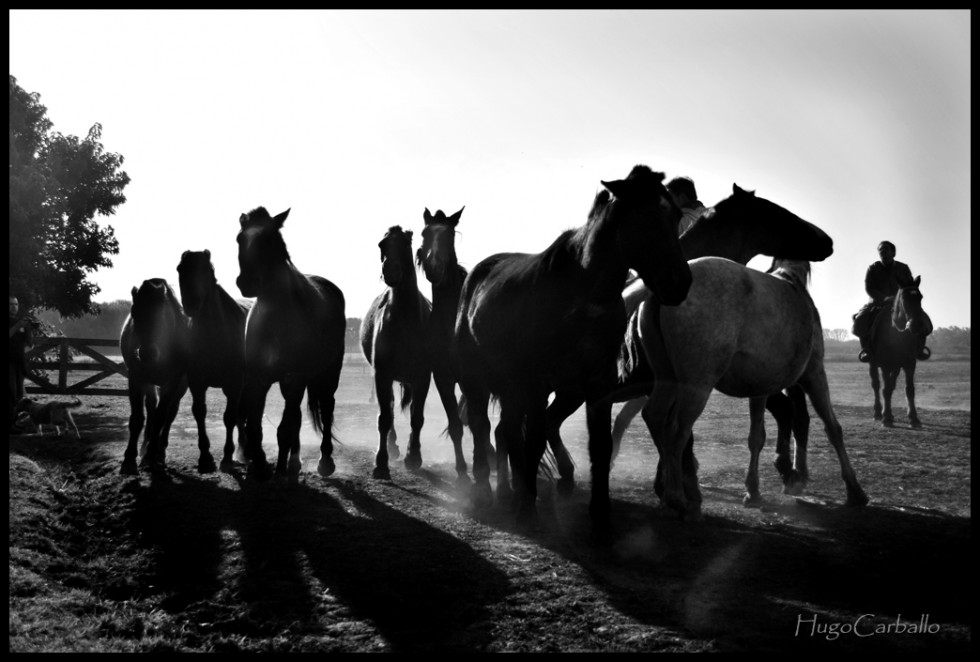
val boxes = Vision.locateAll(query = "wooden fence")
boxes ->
[25,337,128,397]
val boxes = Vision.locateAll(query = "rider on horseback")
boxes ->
[851,240,931,363]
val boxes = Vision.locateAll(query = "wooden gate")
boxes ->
[25,337,128,397]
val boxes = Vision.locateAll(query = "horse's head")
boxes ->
[687,184,833,263]
[378,225,416,288]
[417,206,464,286]
[176,249,216,318]
[236,207,290,298]
[598,165,692,305]
[130,278,185,369]
[893,276,933,337]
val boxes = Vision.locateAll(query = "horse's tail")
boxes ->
[399,384,412,413]
[619,309,643,383]
[306,367,341,442]
[457,393,469,426]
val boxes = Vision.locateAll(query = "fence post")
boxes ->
[58,339,69,391]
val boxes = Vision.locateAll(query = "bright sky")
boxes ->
[9,10,971,331]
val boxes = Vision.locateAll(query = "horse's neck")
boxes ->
[571,223,629,299]
[680,223,753,265]
[432,264,466,328]
[260,261,313,303]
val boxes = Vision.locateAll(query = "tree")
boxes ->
[9,75,130,317]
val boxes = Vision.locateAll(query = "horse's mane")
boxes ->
[767,258,811,289]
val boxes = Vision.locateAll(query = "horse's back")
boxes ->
[654,257,816,395]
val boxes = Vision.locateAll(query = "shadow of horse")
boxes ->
[125,468,511,652]
[868,277,934,428]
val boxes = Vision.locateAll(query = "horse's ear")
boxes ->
[601,178,627,198]
[239,213,248,228]
[204,249,211,259]
[405,229,414,242]
[273,208,290,228]
[913,275,921,287]
[423,208,432,223]
[733,183,754,197]
[131,286,138,301]
[449,206,465,225]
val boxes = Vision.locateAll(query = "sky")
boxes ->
[9,9,971,332]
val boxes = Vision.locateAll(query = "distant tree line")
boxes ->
[823,326,970,358]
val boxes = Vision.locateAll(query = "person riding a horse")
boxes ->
[852,240,931,363]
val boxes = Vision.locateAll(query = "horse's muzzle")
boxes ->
[236,274,257,298]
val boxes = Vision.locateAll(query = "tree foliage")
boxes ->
[9,75,130,317]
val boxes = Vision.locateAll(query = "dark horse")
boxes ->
[455,165,692,531]
[176,249,252,472]
[236,207,347,479]
[603,184,834,494]
[416,206,495,483]
[361,225,432,479]
[868,276,933,428]
[119,278,189,475]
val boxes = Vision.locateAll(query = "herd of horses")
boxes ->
[117,164,933,533]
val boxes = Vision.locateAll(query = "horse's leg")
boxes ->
[766,390,795,489]
[870,363,883,421]
[404,374,430,472]
[220,384,244,470]
[744,396,768,506]
[465,384,494,508]
[121,379,149,475]
[190,380,217,474]
[881,367,898,427]
[586,398,615,535]
[493,395,525,509]
[243,374,273,481]
[518,392,551,527]
[611,396,647,465]
[649,382,709,521]
[144,376,187,472]
[432,369,468,483]
[373,375,395,480]
[312,361,342,478]
[544,390,581,495]
[641,387,670,504]
[798,363,869,507]
[277,379,305,477]
[787,384,810,486]
[904,362,921,428]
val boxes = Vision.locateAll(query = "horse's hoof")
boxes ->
[120,460,138,476]
[372,466,391,480]
[882,419,894,428]
[219,458,240,473]
[404,450,422,472]
[387,444,401,460]
[742,493,763,508]
[198,455,217,474]
[684,504,704,522]
[472,481,493,509]
[873,412,883,421]
[317,457,336,477]
[454,473,472,488]
[495,485,515,510]
[847,490,870,507]
[516,502,541,530]
[910,419,922,429]
[782,477,807,496]
[556,477,575,497]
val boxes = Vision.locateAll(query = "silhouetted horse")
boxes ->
[455,165,692,531]
[236,207,346,479]
[868,276,933,428]
[119,278,189,475]
[177,249,252,472]
[415,206,492,483]
[603,184,833,493]
[361,226,432,479]
[637,257,868,519]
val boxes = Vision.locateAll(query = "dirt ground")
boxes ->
[9,358,971,653]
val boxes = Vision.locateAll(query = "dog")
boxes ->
[15,397,83,439]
